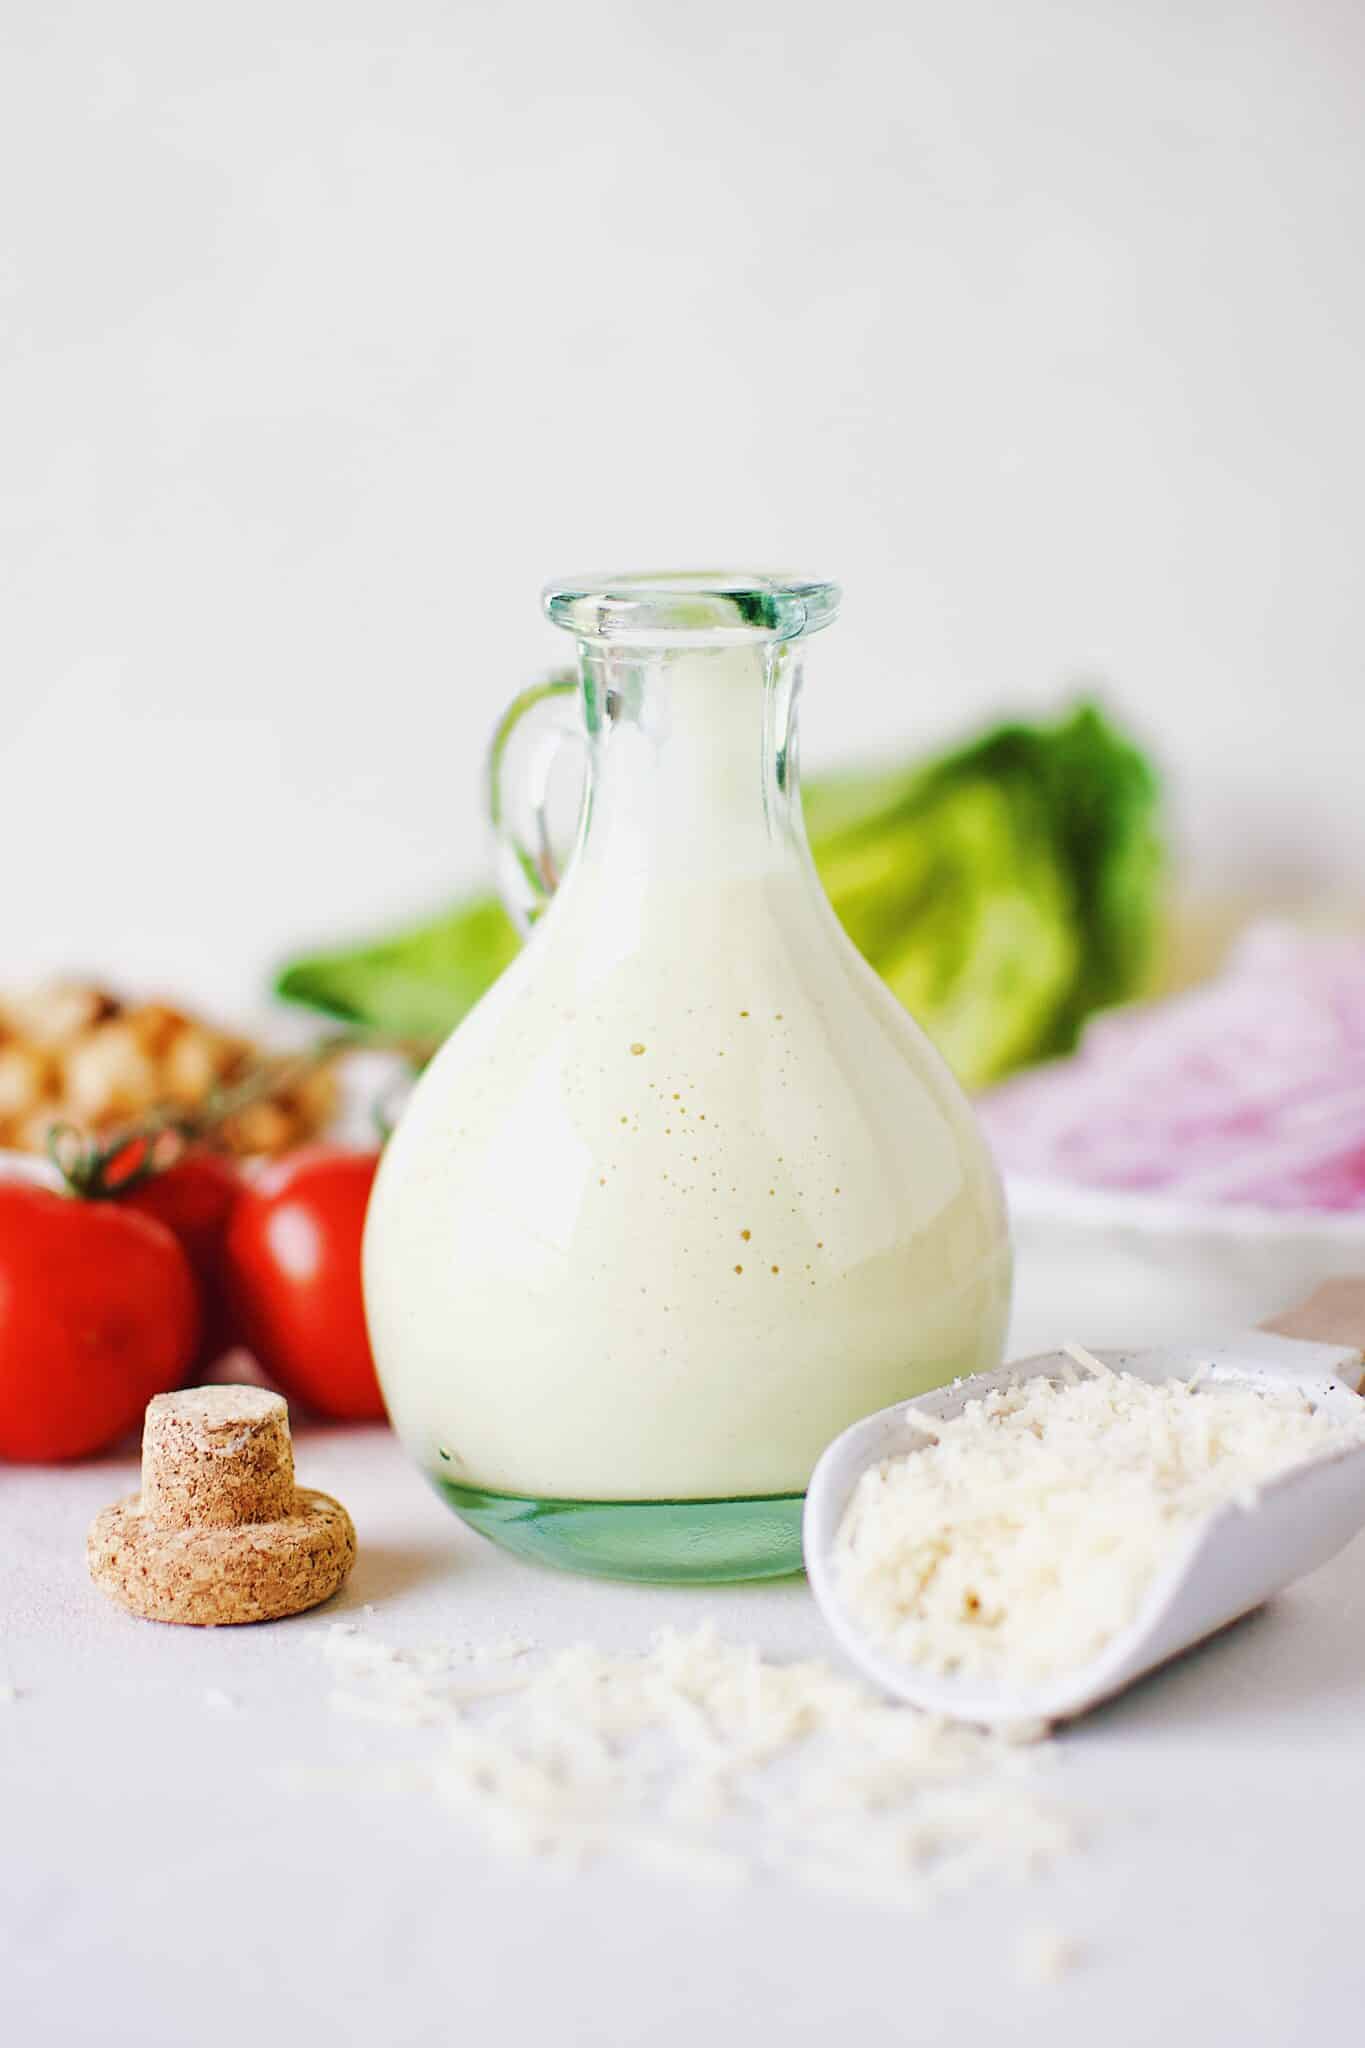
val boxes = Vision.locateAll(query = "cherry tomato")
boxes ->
[0,1185,200,1462]
[224,1146,385,1421]
[116,1150,243,1365]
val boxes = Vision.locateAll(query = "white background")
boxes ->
[2,0,1363,1014]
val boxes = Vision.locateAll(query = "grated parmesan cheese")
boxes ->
[1060,1341,1116,1379]
[1013,1927,1081,1986]
[835,1371,1365,1687]
[317,1624,1073,1911]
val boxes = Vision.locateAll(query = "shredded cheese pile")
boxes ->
[319,1623,1071,1909]
[834,1361,1365,1687]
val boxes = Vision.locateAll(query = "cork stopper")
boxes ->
[87,1385,356,1628]
[140,1387,296,1530]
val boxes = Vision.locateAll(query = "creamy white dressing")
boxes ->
[364,649,1010,1501]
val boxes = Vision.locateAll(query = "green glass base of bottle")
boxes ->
[431,1474,806,1584]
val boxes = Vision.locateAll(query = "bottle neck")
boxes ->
[575,640,806,887]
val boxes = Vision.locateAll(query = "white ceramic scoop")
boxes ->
[804,1280,1365,1728]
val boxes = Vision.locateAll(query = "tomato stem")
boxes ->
[47,1031,428,1200]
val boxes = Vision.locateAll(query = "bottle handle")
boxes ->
[487,674,586,934]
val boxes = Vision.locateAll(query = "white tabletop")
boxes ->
[4,1400,1365,2048]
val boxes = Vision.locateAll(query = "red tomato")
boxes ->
[0,1185,201,1462]
[117,1150,243,1365]
[224,1147,385,1421]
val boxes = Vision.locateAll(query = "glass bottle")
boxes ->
[363,573,1011,1581]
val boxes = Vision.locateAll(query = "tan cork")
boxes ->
[88,1386,356,1626]
[140,1386,296,1529]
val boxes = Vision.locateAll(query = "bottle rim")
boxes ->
[543,571,841,646]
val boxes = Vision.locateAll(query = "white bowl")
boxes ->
[1005,1172,1365,1354]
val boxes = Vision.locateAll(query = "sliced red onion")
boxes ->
[979,926,1365,1211]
